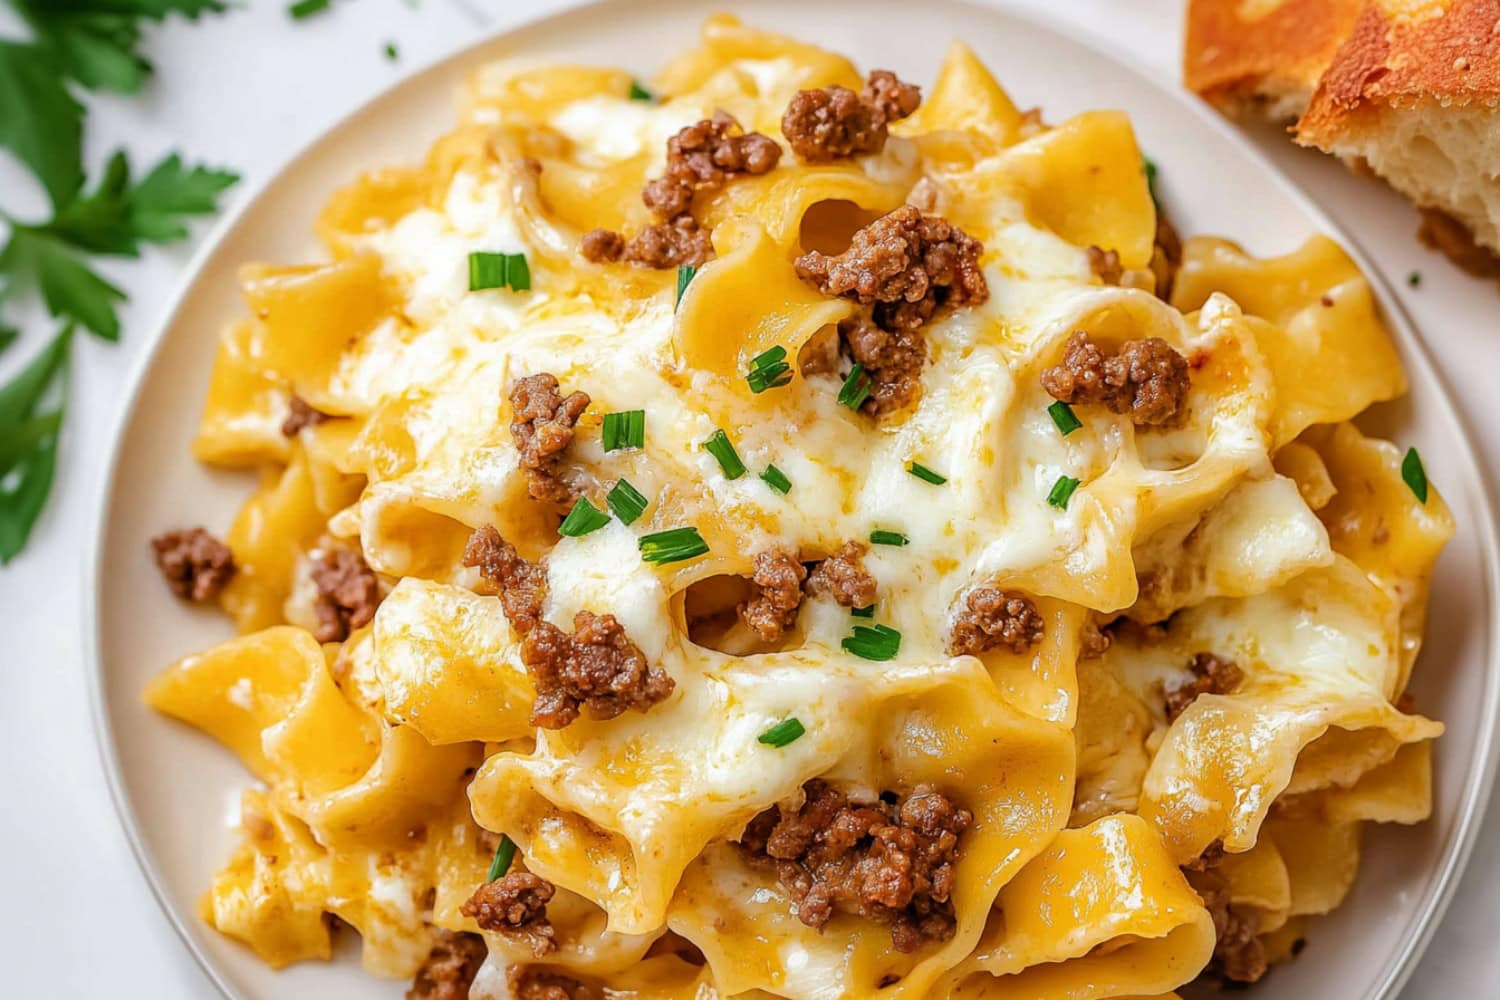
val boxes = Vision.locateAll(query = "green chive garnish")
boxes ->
[486,834,517,881]
[505,252,531,291]
[383,41,399,60]
[639,526,710,565]
[837,364,871,410]
[869,529,908,547]
[908,462,946,485]
[1408,271,1422,288]
[675,265,697,309]
[468,252,507,290]
[1143,156,1160,209]
[842,623,901,661]
[606,479,649,525]
[758,718,805,748]
[1402,447,1428,503]
[559,497,610,537]
[288,0,329,18]
[851,603,875,619]
[1048,400,1082,436]
[601,410,645,451]
[628,79,655,102]
[760,464,792,495]
[746,345,793,394]
[1047,475,1081,510]
[704,429,746,480]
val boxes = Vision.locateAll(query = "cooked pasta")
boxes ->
[145,14,1451,999]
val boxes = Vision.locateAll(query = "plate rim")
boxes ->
[81,1,1500,997]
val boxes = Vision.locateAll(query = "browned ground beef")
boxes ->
[520,611,674,729]
[280,395,328,437]
[739,547,808,642]
[1152,211,1183,301]
[1164,653,1244,722]
[462,525,547,635]
[804,541,878,608]
[461,872,557,957]
[509,966,597,1000]
[740,780,971,953]
[406,930,487,1000]
[151,528,236,602]
[839,313,927,416]
[948,587,1045,656]
[1040,332,1191,427]
[641,112,782,219]
[1079,617,1112,660]
[578,227,625,263]
[509,373,590,503]
[578,217,714,270]
[780,69,921,163]
[1186,856,1269,985]
[1086,246,1124,286]
[308,547,382,643]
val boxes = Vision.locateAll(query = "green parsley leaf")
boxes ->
[1047,400,1082,436]
[703,428,745,479]
[0,229,126,340]
[869,529,907,546]
[0,327,18,355]
[907,462,946,485]
[0,40,85,209]
[485,834,516,881]
[601,409,645,451]
[606,478,649,525]
[288,0,330,18]
[841,623,901,661]
[639,526,709,565]
[757,718,805,748]
[44,151,238,254]
[628,79,654,101]
[1402,447,1428,504]
[14,0,229,95]
[760,464,791,495]
[558,496,610,537]
[0,325,72,562]
[1047,475,1080,510]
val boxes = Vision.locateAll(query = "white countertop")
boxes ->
[2,0,1496,994]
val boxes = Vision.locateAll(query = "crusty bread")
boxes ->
[1185,0,1500,265]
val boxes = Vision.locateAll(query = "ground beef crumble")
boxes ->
[405,929,487,1000]
[1040,331,1191,428]
[151,527,236,602]
[1185,855,1269,985]
[461,872,557,957]
[463,525,547,636]
[578,227,625,263]
[839,314,927,416]
[781,69,921,163]
[622,215,715,269]
[308,547,382,643]
[508,965,597,1000]
[739,546,808,642]
[1163,653,1244,722]
[641,111,782,219]
[1086,246,1124,286]
[804,541,878,608]
[520,610,674,729]
[281,395,329,437]
[948,587,1045,656]
[740,780,971,953]
[509,373,590,504]
[1079,616,1113,660]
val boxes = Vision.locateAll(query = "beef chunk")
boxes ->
[308,547,382,643]
[462,525,546,635]
[795,206,988,320]
[151,527,235,603]
[781,70,921,163]
[461,872,556,957]
[508,966,597,1000]
[740,780,971,953]
[739,546,808,642]
[948,587,1045,656]
[579,217,714,270]
[1187,855,1269,985]
[840,313,927,416]
[804,541,878,608]
[1079,617,1112,660]
[1164,653,1243,722]
[579,228,625,263]
[509,373,590,504]
[406,930,487,1000]
[520,611,675,729]
[641,111,782,219]
[1086,246,1124,286]
[281,395,329,437]
[1040,331,1191,428]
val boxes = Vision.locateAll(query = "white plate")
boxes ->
[86,1,1500,997]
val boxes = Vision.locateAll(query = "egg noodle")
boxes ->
[145,15,1452,999]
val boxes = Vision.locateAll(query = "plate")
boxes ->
[86,1,1500,997]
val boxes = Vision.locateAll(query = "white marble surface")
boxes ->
[1,0,1495,995]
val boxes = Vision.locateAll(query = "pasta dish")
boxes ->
[143,15,1453,999]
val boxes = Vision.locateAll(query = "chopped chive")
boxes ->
[869,529,908,547]
[1047,400,1082,436]
[485,834,517,881]
[601,410,645,451]
[758,718,806,748]
[760,464,792,495]
[675,265,697,309]
[505,253,531,291]
[842,623,901,661]
[1408,271,1422,288]
[703,429,746,479]
[606,479,649,525]
[1143,156,1160,209]
[468,252,507,290]
[837,364,871,410]
[1402,447,1428,503]
[1047,475,1081,510]
[746,345,793,394]
[628,79,655,102]
[288,0,329,18]
[559,497,610,537]
[908,462,946,485]
[851,603,875,619]
[639,526,710,565]
[383,41,399,60]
